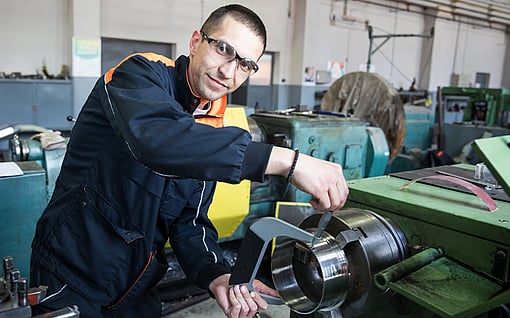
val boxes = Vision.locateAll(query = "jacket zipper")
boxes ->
[106,251,154,309]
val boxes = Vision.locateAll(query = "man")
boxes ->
[30,4,349,318]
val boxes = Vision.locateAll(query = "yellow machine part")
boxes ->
[208,106,251,239]
[165,106,251,248]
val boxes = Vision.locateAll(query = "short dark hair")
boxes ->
[200,4,267,54]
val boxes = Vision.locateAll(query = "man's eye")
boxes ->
[239,60,251,71]
[216,42,231,56]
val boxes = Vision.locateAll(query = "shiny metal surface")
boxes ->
[271,208,407,316]
[272,234,349,314]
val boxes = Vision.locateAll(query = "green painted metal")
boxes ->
[400,105,434,150]
[386,105,435,173]
[0,162,46,280]
[472,135,510,197]
[250,113,389,203]
[342,166,509,317]
[387,257,507,317]
[41,147,66,201]
[441,86,510,126]
[366,127,390,177]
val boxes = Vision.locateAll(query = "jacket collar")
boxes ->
[175,55,201,114]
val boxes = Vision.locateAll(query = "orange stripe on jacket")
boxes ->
[104,52,225,128]
[194,96,226,128]
[104,53,175,84]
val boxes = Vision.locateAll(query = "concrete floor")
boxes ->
[163,297,290,318]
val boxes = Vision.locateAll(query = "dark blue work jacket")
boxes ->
[30,54,272,310]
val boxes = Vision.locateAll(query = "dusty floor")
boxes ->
[162,297,290,318]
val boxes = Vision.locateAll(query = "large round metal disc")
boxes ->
[321,71,406,161]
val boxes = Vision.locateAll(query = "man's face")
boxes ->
[188,16,264,101]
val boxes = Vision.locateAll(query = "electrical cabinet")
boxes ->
[0,79,73,131]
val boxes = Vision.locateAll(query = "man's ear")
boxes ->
[189,30,202,55]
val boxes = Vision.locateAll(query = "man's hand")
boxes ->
[209,274,279,318]
[290,152,349,211]
[266,147,349,211]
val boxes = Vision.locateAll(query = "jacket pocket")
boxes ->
[84,185,145,243]
[48,186,152,303]
[106,249,168,310]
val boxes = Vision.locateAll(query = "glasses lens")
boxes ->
[213,41,235,60]
[238,59,258,73]
[204,33,259,75]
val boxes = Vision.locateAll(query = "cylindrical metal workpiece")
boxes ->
[271,208,407,316]
[17,278,28,306]
[9,269,20,293]
[2,256,13,281]
[272,234,349,314]
[374,248,443,290]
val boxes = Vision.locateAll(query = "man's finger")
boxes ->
[228,287,241,317]
[252,280,279,297]
[250,291,268,311]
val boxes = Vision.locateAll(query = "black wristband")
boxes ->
[286,149,299,183]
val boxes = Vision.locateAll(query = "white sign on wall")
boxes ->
[72,37,101,77]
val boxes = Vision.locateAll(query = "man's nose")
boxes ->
[218,59,237,78]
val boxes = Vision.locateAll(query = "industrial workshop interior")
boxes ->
[1,0,510,317]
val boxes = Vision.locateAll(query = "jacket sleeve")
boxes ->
[167,181,230,290]
[101,54,272,183]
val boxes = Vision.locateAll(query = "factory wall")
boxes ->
[501,32,510,90]
[0,0,70,78]
[0,0,507,115]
